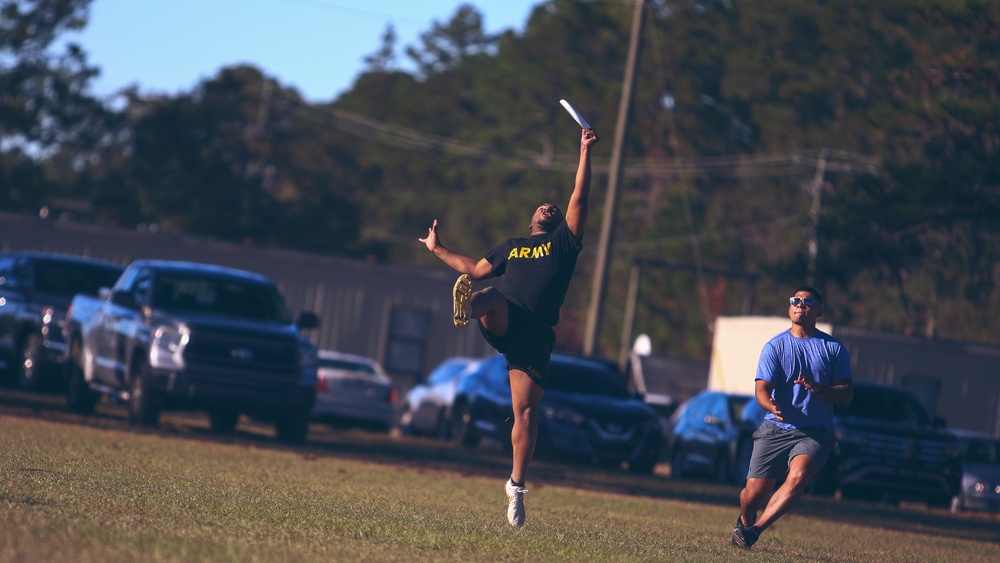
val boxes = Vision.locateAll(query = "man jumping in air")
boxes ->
[420,127,599,527]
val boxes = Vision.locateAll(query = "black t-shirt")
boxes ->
[484,220,583,327]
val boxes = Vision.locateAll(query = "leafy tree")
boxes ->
[363,24,398,73]
[0,0,108,211]
[404,4,497,78]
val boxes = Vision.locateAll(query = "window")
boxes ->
[900,375,941,415]
[385,308,430,376]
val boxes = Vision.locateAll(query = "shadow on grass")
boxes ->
[3,384,998,545]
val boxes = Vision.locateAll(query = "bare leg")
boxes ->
[752,455,822,532]
[470,288,509,336]
[739,477,777,527]
[509,368,544,484]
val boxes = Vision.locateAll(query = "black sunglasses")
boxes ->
[789,297,818,307]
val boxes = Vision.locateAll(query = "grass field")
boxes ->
[1,391,998,562]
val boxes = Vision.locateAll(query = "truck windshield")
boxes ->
[151,274,292,323]
[837,386,932,427]
[35,260,123,297]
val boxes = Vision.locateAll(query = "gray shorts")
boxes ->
[748,421,835,480]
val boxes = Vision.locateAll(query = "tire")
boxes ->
[65,346,98,415]
[734,436,754,487]
[434,411,451,441]
[394,403,415,436]
[451,401,479,447]
[275,412,310,443]
[209,409,240,433]
[128,360,160,427]
[670,444,686,479]
[714,449,732,483]
[928,494,953,509]
[17,332,45,391]
[629,455,658,474]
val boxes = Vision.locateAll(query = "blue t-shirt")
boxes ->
[755,328,852,430]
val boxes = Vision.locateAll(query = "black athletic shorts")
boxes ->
[477,299,555,388]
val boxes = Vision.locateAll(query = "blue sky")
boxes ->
[69,0,541,102]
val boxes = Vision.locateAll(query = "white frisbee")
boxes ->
[559,99,592,130]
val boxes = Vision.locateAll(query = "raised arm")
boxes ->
[419,219,495,280]
[564,128,599,239]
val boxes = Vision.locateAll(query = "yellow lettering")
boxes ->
[508,242,553,260]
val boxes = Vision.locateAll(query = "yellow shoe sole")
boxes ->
[453,274,473,328]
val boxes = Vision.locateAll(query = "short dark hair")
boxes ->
[793,286,823,305]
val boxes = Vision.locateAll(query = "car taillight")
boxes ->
[386,387,398,404]
[316,377,329,393]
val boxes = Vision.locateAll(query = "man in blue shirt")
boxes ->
[732,286,854,549]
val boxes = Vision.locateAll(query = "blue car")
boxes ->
[449,353,663,473]
[665,390,752,483]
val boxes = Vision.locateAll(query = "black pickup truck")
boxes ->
[735,381,962,506]
[0,251,123,390]
[63,259,320,443]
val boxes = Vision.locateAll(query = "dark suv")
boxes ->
[735,381,961,505]
[0,251,123,390]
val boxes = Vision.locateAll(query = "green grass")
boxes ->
[1,412,998,562]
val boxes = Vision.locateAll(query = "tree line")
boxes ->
[2,0,998,358]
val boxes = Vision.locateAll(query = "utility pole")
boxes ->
[583,0,645,356]
[806,148,828,286]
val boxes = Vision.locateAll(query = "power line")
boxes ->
[274,89,881,179]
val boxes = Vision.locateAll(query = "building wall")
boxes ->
[0,212,494,390]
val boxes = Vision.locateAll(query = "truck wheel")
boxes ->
[451,402,479,447]
[66,352,98,415]
[670,444,687,479]
[275,412,310,443]
[17,333,45,391]
[128,361,160,427]
[209,409,240,433]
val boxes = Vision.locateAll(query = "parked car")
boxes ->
[311,349,397,432]
[734,381,961,504]
[948,428,1000,513]
[395,357,481,439]
[63,259,320,443]
[0,251,123,390]
[664,390,752,482]
[450,353,663,473]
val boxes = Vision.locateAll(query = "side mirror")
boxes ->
[98,287,112,300]
[297,311,319,331]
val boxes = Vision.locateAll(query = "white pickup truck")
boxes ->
[63,259,320,443]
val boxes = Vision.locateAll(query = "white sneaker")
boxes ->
[505,478,528,527]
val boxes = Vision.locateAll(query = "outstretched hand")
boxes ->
[581,128,599,148]
[419,219,439,252]
[794,371,824,397]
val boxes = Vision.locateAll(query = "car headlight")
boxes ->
[543,405,586,425]
[149,324,190,370]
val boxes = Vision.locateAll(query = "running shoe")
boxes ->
[453,274,473,328]
[505,478,528,527]
[731,515,760,549]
